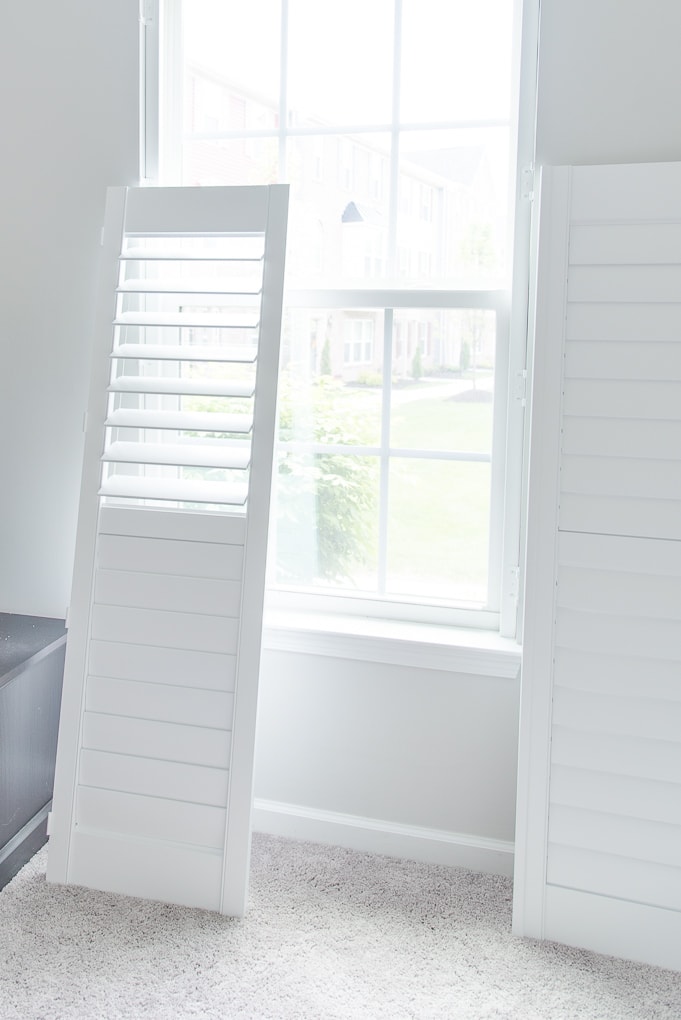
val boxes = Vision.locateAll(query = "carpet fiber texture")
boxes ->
[1,833,679,1019]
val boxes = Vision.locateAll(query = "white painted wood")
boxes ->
[514,162,681,971]
[99,504,247,544]
[551,727,681,785]
[562,379,681,420]
[559,493,681,542]
[564,341,681,381]
[79,749,229,807]
[82,712,232,768]
[567,264,681,303]
[549,804,681,869]
[552,686,681,742]
[560,455,681,501]
[90,605,239,654]
[512,166,571,937]
[569,222,681,266]
[85,675,235,729]
[546,844,681,913]
[253,799,515,877]
[561,416,681,460]
[48,184,289,916]
[88,639,236,691]
[543,886,681,973]
[68,830,223,911]
[550,764,681,826]
[566,303,681,342]
[94,568,242,617]
[96,533,244,579]
[553,647,681,702]
[76,787,227,849]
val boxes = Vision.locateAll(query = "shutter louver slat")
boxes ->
[103,441,251,470]
[111,344,257,363]
[108,377,255,398]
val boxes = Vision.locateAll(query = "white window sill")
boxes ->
[262,611,522,679]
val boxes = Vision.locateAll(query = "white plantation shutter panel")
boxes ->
[513,163,681,966]
[513,163,681,971]
[48,184,289,915]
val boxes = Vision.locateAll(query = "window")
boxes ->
[151,0,532,634]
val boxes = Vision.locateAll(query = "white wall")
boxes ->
[536,0,681,166]
[0,1,139,618]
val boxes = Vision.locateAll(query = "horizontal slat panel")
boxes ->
[76,786,226,849]
[552,726,681,784]
[567,265,681,303]
[96,533,244,578]
[566,303,681,342]
[555,608,681,661]
[114,311,258,329]
[556,566,681,620]
[569,163,681,222]
[98,504,247,544]
[85,675,235,730]
[549,804,681,869]
[88,640,236,691]
[564,340,681,381]
[546,842,681,912]
[561,454,681,501]
[112,343,257,363]
[90,604,239,654]
[553,647,681,702]
[94,568,242,616]
[569,222,681,266]
[562,379,681,419]
[68,829,223,912]
[559,493,681,540]
[108,376,255,398]
[101,475,248,506]
[82,711,232,768]
[103,441,251,471]
[79,748,229,806]
[551,765,681,827]
[561,417,681,460]
[105,408,253,433]
[552,686,681,742]
[557,530,681,575]
[123,182,271,234]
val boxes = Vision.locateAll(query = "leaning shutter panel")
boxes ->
[48,184,288,915]
[513,162,681,971]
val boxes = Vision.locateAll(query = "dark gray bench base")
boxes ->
[0,614,66,890]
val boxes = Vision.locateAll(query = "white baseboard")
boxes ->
[252,799,514,877]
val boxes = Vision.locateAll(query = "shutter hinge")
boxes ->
[514,368,527,407]
[509,565,521,604]
[521,165,535,202]
[141,0,155,26]
[64,605,70,629]
[46,811,53,836]
[82,411,88,433]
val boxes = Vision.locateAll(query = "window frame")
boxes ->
[141,0,540,639]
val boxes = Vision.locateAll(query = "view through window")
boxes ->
[158,0,522,625]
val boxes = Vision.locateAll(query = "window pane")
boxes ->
[183,0,281,108]
[287,0,394,126]
[387,460,491,604]
[390,309,495,452]
[182,138,279,188]
[275,451,379,589]
[400,0,514,124]
[286,134,392,285]
[398,128,512,287]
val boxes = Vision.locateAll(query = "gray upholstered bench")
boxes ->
[0,614,66,888]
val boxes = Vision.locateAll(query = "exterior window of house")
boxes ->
[152,0,530,634]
